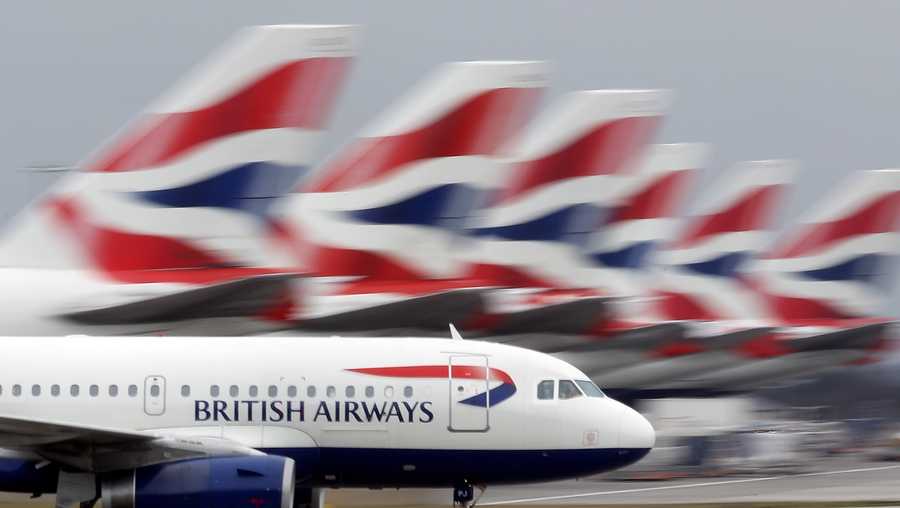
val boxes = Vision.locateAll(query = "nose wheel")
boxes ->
[452,481,485,508]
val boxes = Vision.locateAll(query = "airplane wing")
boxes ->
[59,272,297,325]
[0,413,261,472]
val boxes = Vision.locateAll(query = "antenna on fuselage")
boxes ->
[449,323,464,341]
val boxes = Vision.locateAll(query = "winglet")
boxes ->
[449,323,464,341]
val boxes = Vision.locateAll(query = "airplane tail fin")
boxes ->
[752,169,900,324]
[463,89,670,288]
[285,60,548,281]
[654,159,798,320]
[0,25,357,282]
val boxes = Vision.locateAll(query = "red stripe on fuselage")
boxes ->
[348,365,514,385]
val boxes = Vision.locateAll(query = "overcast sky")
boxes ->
[1,0,898,315]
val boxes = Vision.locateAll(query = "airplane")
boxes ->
[658,168,900,393]
[0,327,654,508]
[457,89,670,336]
[0,25,358,335]
[571,159,797,391]
[267,60,548,331]
[597,168,899,397]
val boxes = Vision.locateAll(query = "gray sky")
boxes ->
[1,0,898,315]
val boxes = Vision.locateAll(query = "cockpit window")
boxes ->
[537,380,555,400]
[558,380,582,400]
[575,380,606,398]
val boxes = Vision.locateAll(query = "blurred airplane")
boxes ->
[267,60,548,331]
[456,89,669,335]
[597,168,900,398]
[0,25,358,334]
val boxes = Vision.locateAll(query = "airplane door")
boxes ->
[144,375,166,416]
[448,355,490,432]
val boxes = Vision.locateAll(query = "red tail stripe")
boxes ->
[306,88,542,193]
[48,197,295,284]
[496,116,660,204]
[348,365,514,385]
[675,185,783,248]
[769,192,900,258]
[609,170,693,222]
[655,290,720,321]
[85,57,350,173]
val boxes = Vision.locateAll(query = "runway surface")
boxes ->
[325,459,900,506]
[0,459,897,507]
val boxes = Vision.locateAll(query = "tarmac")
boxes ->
[0,459,898,507]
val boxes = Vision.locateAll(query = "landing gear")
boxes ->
[293,487,324,508]
[452,481,485,508]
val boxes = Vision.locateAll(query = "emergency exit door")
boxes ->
[448,355,490,432]
[144,375,166,416]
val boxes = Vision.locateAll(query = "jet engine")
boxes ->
[101,455,295,508]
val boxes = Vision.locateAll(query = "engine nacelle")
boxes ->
[101,455,295,508]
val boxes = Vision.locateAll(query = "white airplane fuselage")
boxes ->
[0,336,653,491]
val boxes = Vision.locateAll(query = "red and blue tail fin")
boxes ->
[752,169,900,325]
[281,61,547,281]
[654,160,797,321]
[0,25,357,282]
[462,89,669,288]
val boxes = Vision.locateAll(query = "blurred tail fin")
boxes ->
[464,89,670,287]
[0,25,357,280]
[654,159,797,320]
[288,60,548,280]
[753,169,900,324]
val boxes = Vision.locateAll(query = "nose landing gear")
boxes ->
[452,481,485,508]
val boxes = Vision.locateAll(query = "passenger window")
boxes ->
[51,385,60,397]
[12,385,21,397]
[31,385,40,397]
[345,386,355,398]
[210,385,220,397]
[403,386,413,398]
[268,385,278,398]
[128,385,138,397]
[326,386,336,398]
[70,385,79,397]
[384,386,394,398]
[537,380,555,400]
[558,380,582,400]
[307,386,316,398]
[229,385,239,397]
[575,380,606,398]
[249,385,258,397]
[89,385,99,397]
[181,385,190,397]
[109,385,118,397]
[287,385,297,398]
[150,385,160,397]
[365,386,374,398]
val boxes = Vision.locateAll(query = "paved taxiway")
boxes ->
[0,460,897,507]
[323,460,900,506]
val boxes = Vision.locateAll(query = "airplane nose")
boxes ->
[618,404,655,450]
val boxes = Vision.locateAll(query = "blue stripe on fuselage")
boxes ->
[132,162,306,218]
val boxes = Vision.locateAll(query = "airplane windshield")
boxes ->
[575,380,606,398]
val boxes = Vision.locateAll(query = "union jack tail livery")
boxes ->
[653,159,798,322]
[0,25,357,283]
[462,89,670,289]
[582,143,707,298]
[752,169,900,325]
[281,61,548,283]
